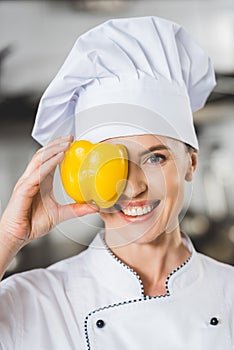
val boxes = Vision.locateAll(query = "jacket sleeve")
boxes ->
[0,277,22,350]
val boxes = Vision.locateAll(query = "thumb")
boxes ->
[58,202,99,223]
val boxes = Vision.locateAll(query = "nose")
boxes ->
[121,160,147,199]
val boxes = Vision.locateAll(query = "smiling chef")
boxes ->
[0,15,234,350]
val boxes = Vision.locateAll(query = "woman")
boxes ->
[0,16,234,350]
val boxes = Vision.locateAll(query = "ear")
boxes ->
[185,151,198,182]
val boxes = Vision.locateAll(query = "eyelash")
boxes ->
[144,153,167,165]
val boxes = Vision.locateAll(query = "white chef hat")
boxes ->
[32,16,216,150]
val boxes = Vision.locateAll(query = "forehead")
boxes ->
[103,134,185,154]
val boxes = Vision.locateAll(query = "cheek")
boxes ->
[166,172,180,194]
[162,164,185,200]
[144,165,182,200]
[164,170,187,220]
[143,168,166,198]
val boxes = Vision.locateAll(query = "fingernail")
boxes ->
[56,151,65,158]
[63,135,72,140]
[60,141,70,147]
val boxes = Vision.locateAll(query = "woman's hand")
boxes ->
[0,135,99,250]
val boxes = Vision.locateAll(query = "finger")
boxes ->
[26,151,66,189]
[33,139,72,166]
[43,135,74,148]
[14,152,65,200]
[58,203,100,223]
[24,139,72,177]
[39,170,54,195]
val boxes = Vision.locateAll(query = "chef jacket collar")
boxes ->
[84,229,201,300]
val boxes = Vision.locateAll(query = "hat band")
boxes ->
[75,77,198,149]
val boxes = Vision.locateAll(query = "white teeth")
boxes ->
[137,207,143,215]
[121,204,154,216]
[142,206,148,214]
[125,209,131,216]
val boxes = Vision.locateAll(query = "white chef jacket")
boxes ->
[0,229,234,350]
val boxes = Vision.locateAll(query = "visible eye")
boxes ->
[144,153,167,165]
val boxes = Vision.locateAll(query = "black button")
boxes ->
[96,319,105,328]
[210,317,219,326]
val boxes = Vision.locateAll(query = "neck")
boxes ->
[105,228,191,296]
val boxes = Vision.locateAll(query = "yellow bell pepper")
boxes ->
[60,140,128,208]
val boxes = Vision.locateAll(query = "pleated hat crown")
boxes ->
[32,16,216,149]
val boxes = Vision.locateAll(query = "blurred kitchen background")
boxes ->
[0,0,234,278]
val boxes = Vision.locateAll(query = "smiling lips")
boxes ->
[115,200,161,217]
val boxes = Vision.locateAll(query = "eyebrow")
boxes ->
[139,145,170,157]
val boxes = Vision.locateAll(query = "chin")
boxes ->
[132,226,165,245]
